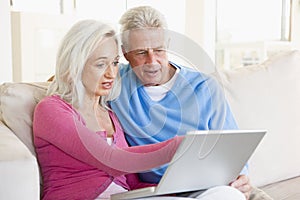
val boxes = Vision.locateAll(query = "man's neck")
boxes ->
[144,66,180,101]
[165,62,177,84]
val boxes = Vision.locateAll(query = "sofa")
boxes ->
[219,50,300,200]
[0,50,299,199]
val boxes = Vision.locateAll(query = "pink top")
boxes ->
[33,95,182,200]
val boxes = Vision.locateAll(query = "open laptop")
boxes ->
[111,129,266,200]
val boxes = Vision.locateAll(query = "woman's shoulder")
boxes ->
[36,95,73,113]
[33,95,82,128]
[38,95,63,106]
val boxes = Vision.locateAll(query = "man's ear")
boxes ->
[121,45,129,61]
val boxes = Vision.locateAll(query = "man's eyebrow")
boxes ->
[129,49,146,53]
[132,46,166,51]
[153,45,166,49]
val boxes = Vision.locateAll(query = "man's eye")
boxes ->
[136,51,146,55]
[154,49,165,53]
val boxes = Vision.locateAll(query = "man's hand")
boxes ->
[230,175,252,200]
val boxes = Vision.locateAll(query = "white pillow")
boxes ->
[219,50,300,186]
[0,83,48,156]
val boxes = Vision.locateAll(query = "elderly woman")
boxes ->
[33,19,182,200]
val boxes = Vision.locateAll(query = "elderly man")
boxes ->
[110,5,272,200]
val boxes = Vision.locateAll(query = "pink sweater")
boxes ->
[33,95,182,200]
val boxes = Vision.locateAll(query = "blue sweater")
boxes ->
[110,62,240,183]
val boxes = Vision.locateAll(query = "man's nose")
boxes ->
[145,49,156,64]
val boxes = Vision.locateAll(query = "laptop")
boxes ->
[111,129,266,200]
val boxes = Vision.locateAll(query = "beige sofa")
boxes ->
[219,50,300,200]
[0,50,299,199]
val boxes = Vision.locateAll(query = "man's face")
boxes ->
[123,29,171,86]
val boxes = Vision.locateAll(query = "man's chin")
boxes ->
[138,78,157,86]
[141,77,162,86]
[144,83,160,87]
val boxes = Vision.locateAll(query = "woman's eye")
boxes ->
[112,61,119,66]
[96,63,106,68]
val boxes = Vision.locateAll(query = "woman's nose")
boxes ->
[105,64,117,78]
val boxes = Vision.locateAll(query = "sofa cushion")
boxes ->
[0,121,40,200]
[219,50,300,187]
[0,82,48,156]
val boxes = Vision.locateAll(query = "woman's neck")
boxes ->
[78,94,115,137]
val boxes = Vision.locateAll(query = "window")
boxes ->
[11,0,61,14]
[215,0,292,69]
[9,0,186,81]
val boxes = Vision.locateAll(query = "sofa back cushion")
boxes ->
[219,50,300,186]
[0,83,48,156]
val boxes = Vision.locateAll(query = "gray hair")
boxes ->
[119,6,168,47]
[47,19,120,109]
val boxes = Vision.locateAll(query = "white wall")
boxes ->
[11,12,77,82]
[291,0,300,49]
[0,1,13,83]
[185,0,216,61]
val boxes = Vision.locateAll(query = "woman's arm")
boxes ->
[125,173,157,190]
[33,96,182,177]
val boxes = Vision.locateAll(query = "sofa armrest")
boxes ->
[0,121,40,200]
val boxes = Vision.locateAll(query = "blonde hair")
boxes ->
[47,19,120,109]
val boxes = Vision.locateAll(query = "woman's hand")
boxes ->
[230,175,252,200]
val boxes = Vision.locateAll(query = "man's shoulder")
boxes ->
[174,63,210,82]
[171,62,206,76]
[171,62,220,90]
[118,63,131,74]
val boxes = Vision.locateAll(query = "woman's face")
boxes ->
[82,37,119,97]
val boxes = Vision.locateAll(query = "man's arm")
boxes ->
[230,175,252,200]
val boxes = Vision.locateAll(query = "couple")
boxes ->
[33,6,253,200]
